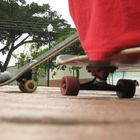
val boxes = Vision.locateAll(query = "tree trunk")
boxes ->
[2,48,14,72]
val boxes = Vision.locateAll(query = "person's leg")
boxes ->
[69,0,140,61]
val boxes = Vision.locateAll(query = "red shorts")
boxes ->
[69,0,140,61]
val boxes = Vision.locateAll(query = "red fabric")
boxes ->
[69,0,140,61]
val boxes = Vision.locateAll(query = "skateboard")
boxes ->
[0,32,78,93]
[56,47,140,98]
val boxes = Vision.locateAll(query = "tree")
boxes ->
[0,0,75,71]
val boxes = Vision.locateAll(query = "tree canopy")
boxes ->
[0,0,80,71]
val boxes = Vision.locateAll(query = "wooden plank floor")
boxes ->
[0,86,140,140]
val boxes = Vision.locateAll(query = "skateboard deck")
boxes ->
[56,47,140,71]
[0,32,78,86]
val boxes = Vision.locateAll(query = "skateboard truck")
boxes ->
[79,78,118,91]
[17,70,37,93]
[80,63,119,90]
[17,70,32,82]
[86,62,118,80]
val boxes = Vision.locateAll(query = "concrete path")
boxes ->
[0,86,140,140]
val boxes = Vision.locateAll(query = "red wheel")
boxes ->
[61,76,80,96]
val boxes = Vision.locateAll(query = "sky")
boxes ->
[27,0,75,27]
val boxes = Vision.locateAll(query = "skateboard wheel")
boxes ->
[61,76,80,96]
[116,79,136,98]
[24,80,37,93]
[19,82,27,93]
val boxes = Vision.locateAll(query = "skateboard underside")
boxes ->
[56,47,140,71]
